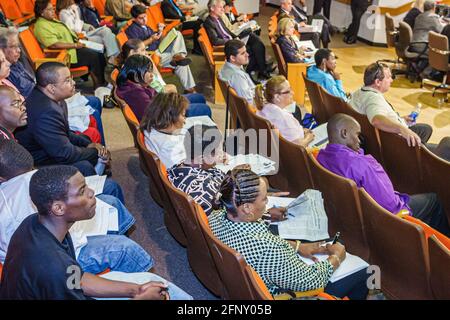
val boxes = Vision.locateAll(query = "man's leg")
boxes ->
[99,271,193,300]
[247,33,267,76]
[85,95,105,145]
[96,194,135,234]
[102,178,125,204]
[173,65,196,90]
[77,235,154,274]
[410,123,433,143]
[325,268,369,300]
[185,103,212,118]
[73,160,97,176]
[408,193,450,236]
[182,20,203,54]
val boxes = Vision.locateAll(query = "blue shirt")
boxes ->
[307,65,348,102]
[169,0,183,16]
[7,61,36,98]
[125,21,160,51]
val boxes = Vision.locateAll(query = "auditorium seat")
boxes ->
[303,75,328,124]
[428,235,450,299]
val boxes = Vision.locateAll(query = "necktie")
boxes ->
[215,18,232,40]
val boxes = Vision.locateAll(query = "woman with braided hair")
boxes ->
[208,168,370,299]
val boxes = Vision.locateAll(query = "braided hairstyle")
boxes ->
[212,168,261,216]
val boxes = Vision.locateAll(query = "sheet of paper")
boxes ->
[267,196,295,209]
[311,19,324,33]
[309,122,328,148]
[79,39,104,53]
[85,175,107,195]
[298,252,369,283]
[215,154,277,176]
[180,116,217,134]
[275,190,329,241]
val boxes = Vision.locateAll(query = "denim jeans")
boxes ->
[103,178,125,204]
[76,194,153,274]
[183,93,206,104]
[85,95,105,145]
[185,103,212,118]
[98,271,193,300]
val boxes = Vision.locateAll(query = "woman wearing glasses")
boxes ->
[254,75,314,147]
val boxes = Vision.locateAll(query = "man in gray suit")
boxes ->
[410,0,445,54]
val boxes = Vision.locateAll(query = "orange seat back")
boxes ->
[0,0,24,20]
[403,215,450,249]
[14,0,34,15]
[93,0,106,16]
[116,31,128,49]
[19,28,46,61]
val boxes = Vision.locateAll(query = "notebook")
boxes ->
[158,28,178,53]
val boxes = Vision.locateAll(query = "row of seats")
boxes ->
[214,75,450,299]
[0,0,41,25]
[304,77,450,223]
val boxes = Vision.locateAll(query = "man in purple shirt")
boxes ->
[317,113,450,236]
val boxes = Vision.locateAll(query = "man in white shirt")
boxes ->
[350,62,450,160]
[0,140,154,274]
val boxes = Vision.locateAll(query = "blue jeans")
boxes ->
[98,272,193,300]
[185,103,212,118]
[103,178,125,204]
[324,268,369,300]
[183,93,206,104]
[85,95,105,145]
[77,194,153,274]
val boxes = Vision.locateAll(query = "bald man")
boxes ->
[317,113,450,236]
[0,85,26,141]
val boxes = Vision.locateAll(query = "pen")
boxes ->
[332,232,340,244]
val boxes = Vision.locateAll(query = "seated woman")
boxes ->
[116,55,211,122]
[209,168,370,299]
[118,39,208,105]
[76,0,117,32]
[254,75,314,147]
[140,92,188,169]
[276,18,307,64]
[33,0,107,88]
[57,0,120,65]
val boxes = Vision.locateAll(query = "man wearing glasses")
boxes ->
[0,85,26,141]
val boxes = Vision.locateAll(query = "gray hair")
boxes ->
[207,0,224,11]
[0,27,19,49]
[423,0,435,11]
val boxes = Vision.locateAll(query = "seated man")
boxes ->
[317,113,450,236]
[0,165,192,300]
[278,0,331,49]
[126,4,197,93]
[349,62,450,160]
[15,62,110,177]
[307,48,348,101]
[205,0,272,81]
[0,140,152,274]
[0,27,106,145]
[160,0,204,55]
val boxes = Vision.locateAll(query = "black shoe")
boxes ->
[170,56,192,67]
[249,71,261,85]
[265,62,277,73]
[343,35,349,43]
[258,71,271,81]
[346,36,357,44]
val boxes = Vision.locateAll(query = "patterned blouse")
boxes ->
[208,209,334,295]
[167,164,226,215]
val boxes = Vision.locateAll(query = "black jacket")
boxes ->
[15,88,98,166]
[161,0,186,21]
[204,15,236,46]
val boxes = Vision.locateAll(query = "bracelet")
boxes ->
[295,240,301,253]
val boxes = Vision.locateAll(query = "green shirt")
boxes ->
[34,17,79,64]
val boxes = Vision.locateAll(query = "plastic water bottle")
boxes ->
[409,103,422,123]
